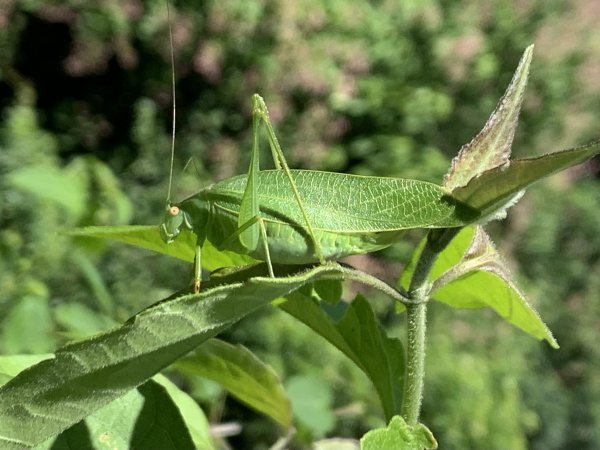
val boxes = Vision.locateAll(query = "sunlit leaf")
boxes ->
[286,374,335,437]
[0,355,53,387]
[7,165,88,220]
[69,225,254,270]
[0,265,357,448]
[0,295,56,354]
[360,415,437,450]
[314,439,359,450]
[36,380,195,450]
[400,226,557,347]
[444,45,533,190]
[154,375,216,450]
[452,141,600,219]
[174,338,292,428]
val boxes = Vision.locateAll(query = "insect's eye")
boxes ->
[169,206,180,216]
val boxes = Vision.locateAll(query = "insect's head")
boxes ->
[160,204,189,243]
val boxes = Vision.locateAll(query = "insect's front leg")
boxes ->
[194,244,202,293]
[219,214,275,278]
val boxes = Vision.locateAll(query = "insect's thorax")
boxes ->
[178,192,212,242]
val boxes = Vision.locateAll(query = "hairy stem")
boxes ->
[402,228,459,425]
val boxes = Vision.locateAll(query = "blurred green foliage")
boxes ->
[1,0,599,447]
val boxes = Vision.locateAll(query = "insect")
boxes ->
[159,94,468,292]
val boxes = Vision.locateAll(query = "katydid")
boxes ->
[159,94,470,292]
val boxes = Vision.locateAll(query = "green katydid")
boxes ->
[159,94,473,292]
[158,43,600,294]
[155,5,485,293]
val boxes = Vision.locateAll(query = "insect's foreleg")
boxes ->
[220,215,275,277]
[194,244,202,293]
[252,94,325,264]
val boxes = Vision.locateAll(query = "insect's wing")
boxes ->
[238,110,261,251]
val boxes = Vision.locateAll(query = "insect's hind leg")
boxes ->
[251,94,325,264]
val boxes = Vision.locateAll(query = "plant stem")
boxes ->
[402,228,459,425]
[402,299,427,425]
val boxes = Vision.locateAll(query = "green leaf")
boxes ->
[0,295,56,354]
[285,374,335,437]
[400,226,558,347]
[280,294,404,421]
[0,358,199,449]
[313,439,359,450]
[360,416,437,450]
[87,156,133,224]
[434,270,557,347]
[153,375,216,450]
[444,45,533,191]
[36,379,195,450]
[174,338,292,428]
[451,140,600,218]
[312,279,344,304]
[0,264,357,448]
[399,227,478,290]
[53,302,116,338]
[69,225,254,270]
[0,355,53,387]
[7,164,88,220]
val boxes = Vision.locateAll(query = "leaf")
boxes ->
[285,374,335,437]
[7,164,88,220]
[400,226,558,347]
[444,45,534,191]
[313,439,360,450]
[0,264,358,448]
[0,355,53,387]
[88,156,133,224]
[360,416,437,450]
[451,140,600,218]
[36,379,196,450]
[174,338,292,428]
[69,225,254,270]
[0,295,56,354]
[433,271,558,347]
[312,279,344,304]
[53,303,116,338]
[280,294,404,421]
[153,375,216,450]
[399,227,480,290]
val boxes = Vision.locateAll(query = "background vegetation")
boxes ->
[1,0,599,448]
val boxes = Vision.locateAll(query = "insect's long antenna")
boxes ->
[166,0,176,204]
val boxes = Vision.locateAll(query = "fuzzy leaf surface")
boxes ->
[444,45,533,190]
[451,141,600,217]
[360,416,437,450]
[0,265,347,448]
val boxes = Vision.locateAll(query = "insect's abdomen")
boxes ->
[252,221,403,264]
